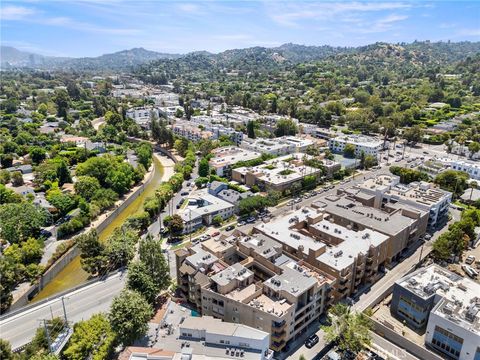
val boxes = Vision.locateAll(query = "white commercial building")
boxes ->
[209,146,262,177]
[392,265,480,360]
[241,136,314,156]
[126,107,159,126]
[180,316,272,359]
[449,160,480,180]
[328,135,385,157]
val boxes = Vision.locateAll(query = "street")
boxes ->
[0,272,126,350]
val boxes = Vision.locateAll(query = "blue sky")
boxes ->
[1,1,479,57]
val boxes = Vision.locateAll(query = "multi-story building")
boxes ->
[120,315,273,360]
[354,175,452,229]
[254,205,405,300]
[175,235,335,352]
[232,153,325,192]
[126,107,159,127]
[241,136,314,156]
[172,120,213,142]
[449,160,480,180]
[391,265,480,360]
[177,189,236,233]
[328,135,386,157]
[209,146,262,177]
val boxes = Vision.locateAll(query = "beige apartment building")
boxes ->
[175,235,335,352]
[253,196,428,300]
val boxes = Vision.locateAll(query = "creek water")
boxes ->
[32,156,164,302]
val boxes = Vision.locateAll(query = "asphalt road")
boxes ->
[0,272,126,350]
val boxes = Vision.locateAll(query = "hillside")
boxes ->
[0,46,180,71]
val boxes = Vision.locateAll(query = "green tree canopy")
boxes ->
[0,202,49,243]
[108,289,153,345]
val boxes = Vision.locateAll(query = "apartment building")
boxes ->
[172,120,213,142]
[328,135,386,157]
[126,107,159,126]
[313,194,428,263]
[449,160,480,180]
[391,265,480,360]
[175,235,335,352]
[190,116,244,145]
[254,206,391,300]
[355,175,452,229]
[209,146,262,177]
[232,153,324,192]
[241,136,314,156]
[177,189,236,233]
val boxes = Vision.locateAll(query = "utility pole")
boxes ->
[43,320,53,354]
[61,297,68,324]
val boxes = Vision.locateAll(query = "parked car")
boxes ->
[462,265,478,278]
[211,231,220,237]
[181,191,189,196]
[225,225,235,231]
[466,255,476,265]
[305,334,319,348]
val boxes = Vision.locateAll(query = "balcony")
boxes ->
[271,329,286,340]
[271,340,286,352]
[272,320,286,329]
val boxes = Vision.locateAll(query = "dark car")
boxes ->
[305,334,319,348]
[181,191,189,196]
[225,225,235,231]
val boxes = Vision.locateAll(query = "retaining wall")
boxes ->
[8,160,158,312]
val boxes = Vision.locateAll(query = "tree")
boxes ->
[390,166,430,184]
[54,89,70,118]
[0,169,11,185]
[343,144,356,158]
[63,314,115,360]
[74,176,101,201]
[139,234,171,291]
[103,226,138,269]
[173,138,189,157]
[247,120,256,139]
[30,147,47,165]
[212,215,223,226]
[77,230,107,275]
[164,214,184,235]
[275,119,297,137]
[198,158,210,177]
[322,303,373,353]
[0,339,13,360]
[434,170,469,197]
[11,171,24,186]
[468,141,480,158]
[127,261,159,304]
[0,202,48,243]
[175,108,184,118]
[0,184,21,204]
[302,175,317,190]
[38,103,48,116]
[403,125,423,146]
[363,154,377,169]
[108,289,153,345]
[136,142,153,169]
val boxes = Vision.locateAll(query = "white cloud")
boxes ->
[177,3,201,14]
[457,28,480,37]
[267,2,412,27]
[0,5,36,20]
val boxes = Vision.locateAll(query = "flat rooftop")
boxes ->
[234,153,322,186]
[209,146,261,168]
[397,264,480,335]
[313,196,417,236]
[186,244,219,269]
[313,219,389,270]
[179,189,235,221]
[330,135,384,147]
[181,315,269,341]
[211,263,253,287]
[256,207,327,256]
[264,260,327,296]
[238,234,283,260]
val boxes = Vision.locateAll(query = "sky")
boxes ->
[1,1,479,57]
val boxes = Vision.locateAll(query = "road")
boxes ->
[0,272,126,350]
